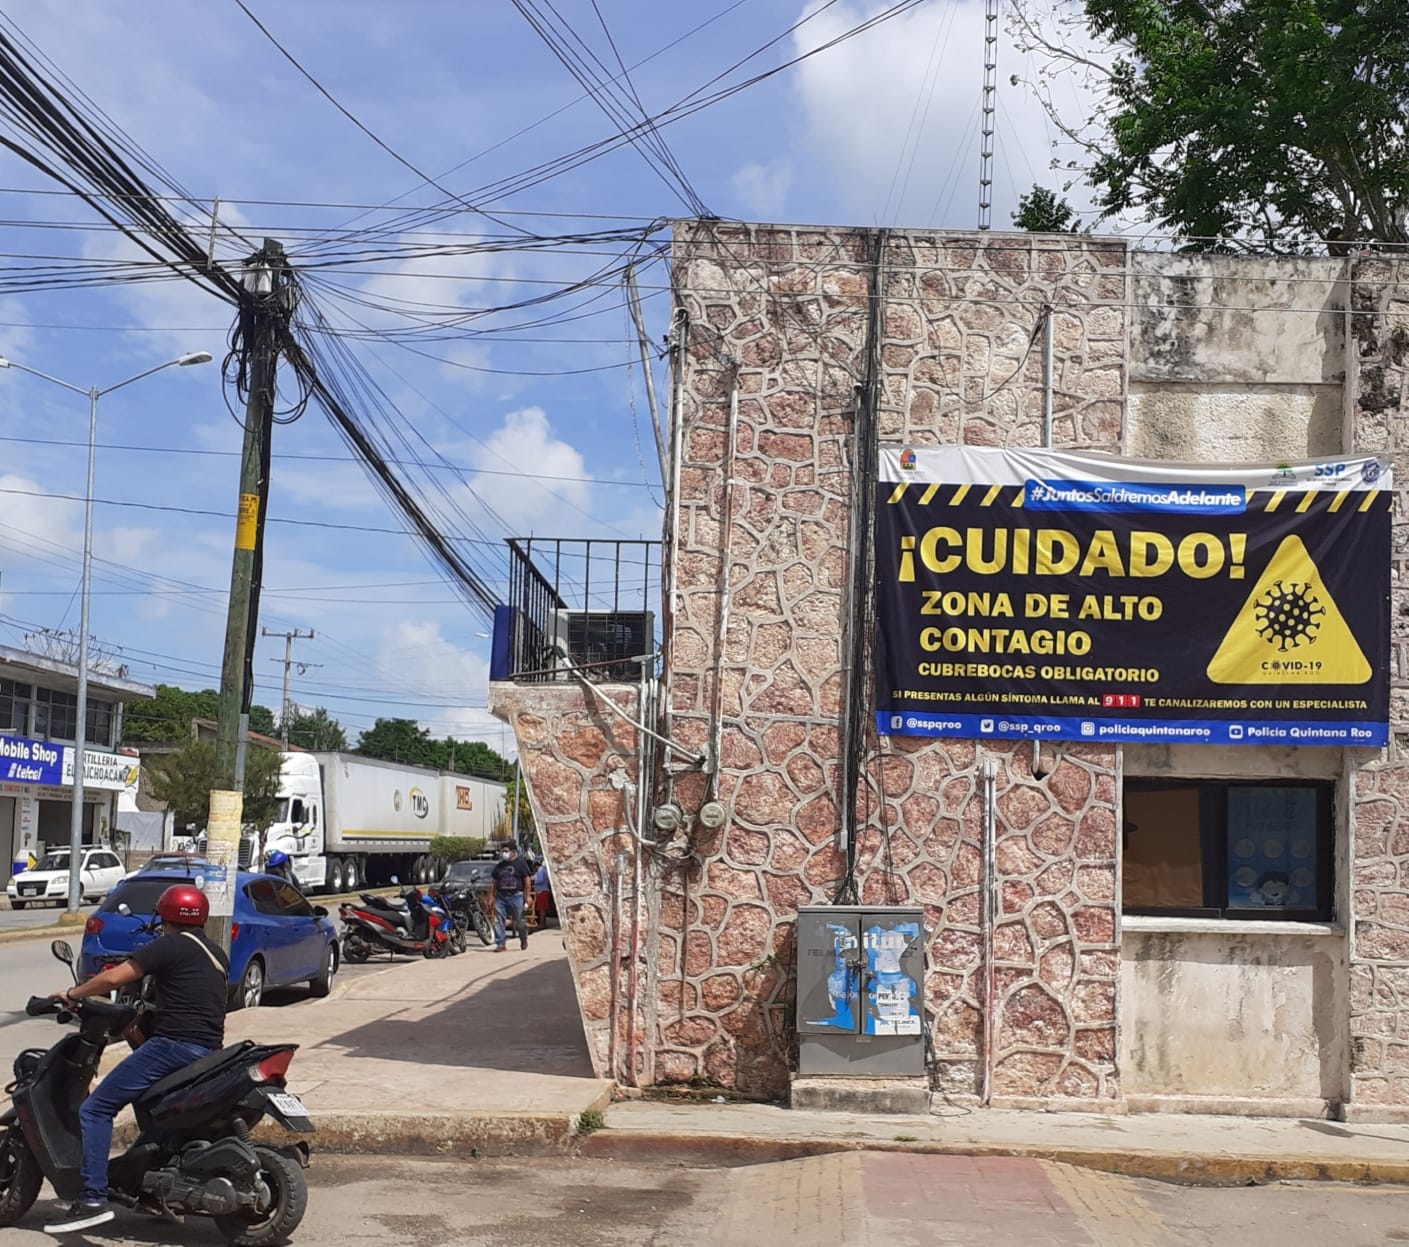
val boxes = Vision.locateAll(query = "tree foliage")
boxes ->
[1014,184,1079,233]
[1013,0,1409,250]
[146,739,284,831]
[282,706,348,752]
[121,683,279,745]
[355,717,512,780]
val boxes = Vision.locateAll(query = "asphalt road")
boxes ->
[3,1154,1409,1246]
[0,902,89,930]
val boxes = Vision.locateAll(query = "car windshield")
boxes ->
[34,851,70,872]
[444,861,490,883]
[100,876,194,914]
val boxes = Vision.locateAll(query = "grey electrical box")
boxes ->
[795,906,925,1077]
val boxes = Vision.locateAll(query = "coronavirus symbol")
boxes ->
[1253,580,1324,651]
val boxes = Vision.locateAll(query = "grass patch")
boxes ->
[575,1109,606,1136]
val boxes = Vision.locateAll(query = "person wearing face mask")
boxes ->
[489,840,532,952]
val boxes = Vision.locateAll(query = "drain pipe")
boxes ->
[1034,305,1056,781]
[710,374,741,780]
[981,758,998,1106]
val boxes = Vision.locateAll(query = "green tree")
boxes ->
[1014,0,1409,250]
[146,739,284,831]
[121,684,219,744]
[283,706,348,752]
[356,717,437,767]
[1013,184,1078,233]
[122,683,279,746]
[442,737,511,781]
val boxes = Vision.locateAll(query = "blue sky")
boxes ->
[0,0,1073,753]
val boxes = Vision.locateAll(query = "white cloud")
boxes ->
[459,405,591,531]
[730,161,792,219]
[371,618,509,749]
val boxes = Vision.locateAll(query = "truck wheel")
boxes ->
[328,857,346,894]
[342,856,359,892]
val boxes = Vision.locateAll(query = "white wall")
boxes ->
[1121,929,1347,1106]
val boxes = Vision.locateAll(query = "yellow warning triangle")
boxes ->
[1207,535,1370,685]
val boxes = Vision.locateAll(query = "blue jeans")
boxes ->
[80,1035,213,1202]
[494,891,526,948]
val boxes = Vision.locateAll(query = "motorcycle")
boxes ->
[420,885,466,956]
[439,879,494,947]
[338,889,449,963]
[0,939,311,1245]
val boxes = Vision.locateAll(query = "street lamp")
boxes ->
[0,350,213,917]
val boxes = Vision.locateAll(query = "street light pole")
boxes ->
[0,351,213,917]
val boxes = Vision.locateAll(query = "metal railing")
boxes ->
[504,538,661,683]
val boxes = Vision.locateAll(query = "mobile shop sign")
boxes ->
[874,446,1391,747]
[0,734,64,785]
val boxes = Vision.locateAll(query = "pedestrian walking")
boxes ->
[490,842,532,952]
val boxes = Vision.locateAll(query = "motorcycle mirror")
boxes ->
[51,939,74,965]
[117,903,131,917]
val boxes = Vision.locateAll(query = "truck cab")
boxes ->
[262,753,326,886]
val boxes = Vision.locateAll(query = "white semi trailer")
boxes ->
[256,752,505,894]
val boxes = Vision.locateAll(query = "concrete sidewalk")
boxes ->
[151,935,613,1155]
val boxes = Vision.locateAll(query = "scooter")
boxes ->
[0,940,311,1245]
[338,889,449,963]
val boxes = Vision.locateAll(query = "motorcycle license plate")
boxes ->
[268,1092,308,1117]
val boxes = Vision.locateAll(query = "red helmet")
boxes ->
[155,884,209,927]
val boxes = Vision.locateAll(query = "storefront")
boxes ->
[0,645,153,878]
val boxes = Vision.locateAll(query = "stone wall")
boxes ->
[497,228,1409,1118]
[1344,255,1409,1119]
[658,223,1130,1099]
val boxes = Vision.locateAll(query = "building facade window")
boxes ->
[1123,779,1333,921]
[0,679,30,735]
[85,699,113,749]
[34,687,77,742]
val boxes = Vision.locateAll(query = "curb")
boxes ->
[576,1129,1409,1186]
[112,1091,616,1158]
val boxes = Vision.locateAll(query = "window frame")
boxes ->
[1123,777,1334,923]
[34,687,77,742]
[0,678,31,735]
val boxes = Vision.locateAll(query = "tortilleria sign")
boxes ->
[62,748,141,791]
[874,446,1391,747]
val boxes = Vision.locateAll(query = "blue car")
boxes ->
[80,870,339,1009]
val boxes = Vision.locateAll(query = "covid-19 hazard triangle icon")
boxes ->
[1207,535,1370,685]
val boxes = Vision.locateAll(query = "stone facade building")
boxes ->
[491,223,1409,1120]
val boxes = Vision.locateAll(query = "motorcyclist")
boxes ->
[44,883,229,1233]
[265,848,295,884]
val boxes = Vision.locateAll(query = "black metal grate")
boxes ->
[505,538,660,683]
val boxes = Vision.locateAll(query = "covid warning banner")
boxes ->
[874,447,1391,747]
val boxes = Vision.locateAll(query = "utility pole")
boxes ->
[263,626,316,749]
[206,238,289,953]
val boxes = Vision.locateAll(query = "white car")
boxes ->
[6,847,125,909]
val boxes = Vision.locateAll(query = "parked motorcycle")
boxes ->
[439,879,494,947]
[0,940,311,1245]
[420,885,466,956]
[339,889,449,963]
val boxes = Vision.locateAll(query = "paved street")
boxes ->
[0,902,89,931]
[3,1154,1409,1246]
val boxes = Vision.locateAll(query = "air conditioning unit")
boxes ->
[548,610,655,682]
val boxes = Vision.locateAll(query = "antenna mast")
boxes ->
[978,0,999,230]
